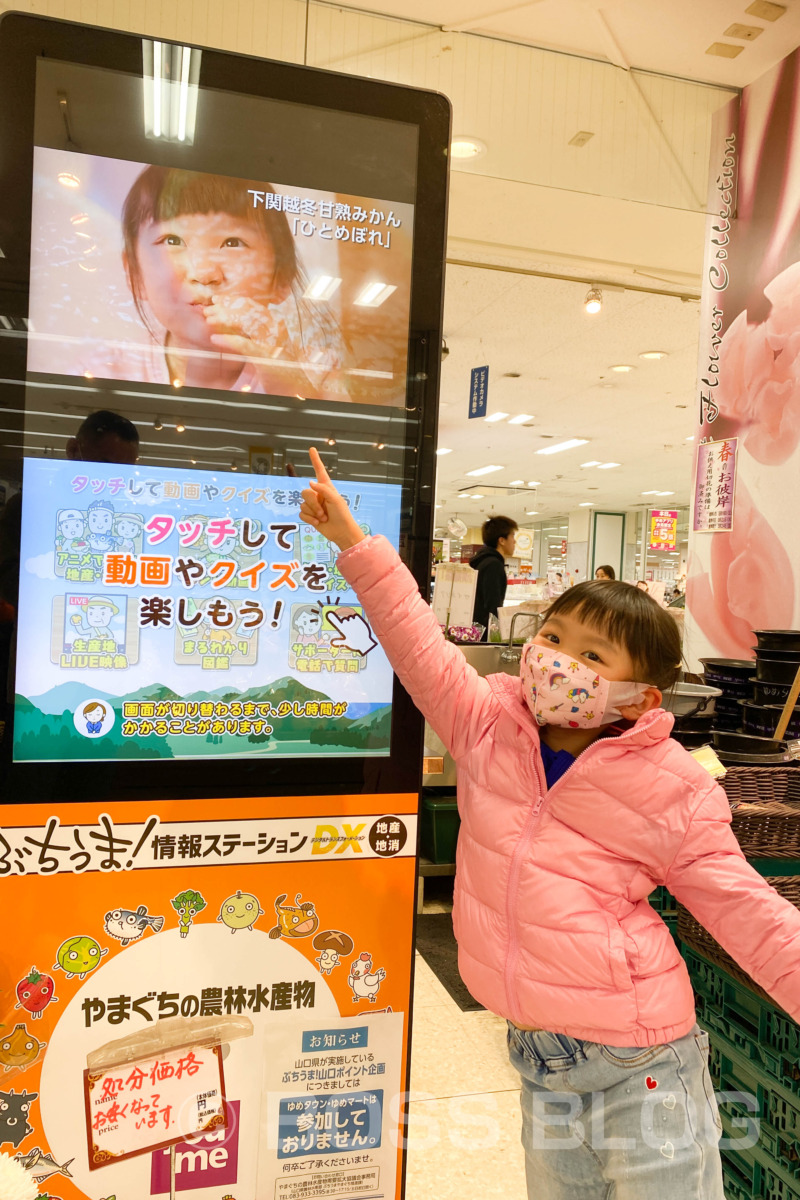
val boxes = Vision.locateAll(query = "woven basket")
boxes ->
[677,879,800,1009]
[718,767,800,858]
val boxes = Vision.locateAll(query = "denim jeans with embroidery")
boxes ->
[507,1021,724,1200]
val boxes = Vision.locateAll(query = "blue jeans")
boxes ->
[507,1021,724,1199]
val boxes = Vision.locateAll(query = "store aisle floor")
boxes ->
[405,894,528,1199]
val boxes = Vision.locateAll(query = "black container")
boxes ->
[753,629,800,653]
[740,700,800,741]
[699,658,756,682]
[712,729,799,765]
[753,646,800,662]
[755,655,800,684]
[703,673,754,700]
[672,711,715,733]
[671,729,712,749]
[752,679,800,707]
[714,696,745,715]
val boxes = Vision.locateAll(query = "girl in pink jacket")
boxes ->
[300,449,800,1199]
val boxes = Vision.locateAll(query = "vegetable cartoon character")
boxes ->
[347,952,385,1004]
[0,1026,46,1074]
[0,1089,37,1148]
[312,930,354,974]
[52,936,107,981]
[15,969,57,1020]
[217,891,263,934]
[171,889,207,938]
[268,894,319,940]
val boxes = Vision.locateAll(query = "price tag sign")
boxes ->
[84,1043,227,1169]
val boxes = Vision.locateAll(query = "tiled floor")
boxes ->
[405,891,529,1199]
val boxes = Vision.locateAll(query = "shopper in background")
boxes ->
[595,564,616,580]
[468,514,518,634]
[299,444,800,1200]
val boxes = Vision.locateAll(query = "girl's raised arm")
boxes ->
[298,450,499,760]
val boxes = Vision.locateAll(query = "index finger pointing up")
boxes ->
[309,446,333,487]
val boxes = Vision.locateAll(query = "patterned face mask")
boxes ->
[520,642,652,729]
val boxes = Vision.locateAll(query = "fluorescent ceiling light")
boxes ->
[527,480,541,487]
[435,447,452,456]
[579,502,594,507]
[485,412,509,423]
[641,490,660,495]
[143,40,201,144]
[610,364,634,373]
[686,435,695,441]
[526,510,539,515]
[656,491,675,496]
[639,350,668,360]
[508,479,524,486]
[470,493,484,499]
[581,461,602,468]
[465,464,504,476]
[536,439,588,456]
[597,462,621,469]
[508,413,535,425]
[304,275,342,302]
[354,281,397,308]
[451,135,487,159]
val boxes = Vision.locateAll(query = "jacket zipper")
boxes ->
[502,719,650,1024]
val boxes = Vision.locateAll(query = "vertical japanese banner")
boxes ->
[14,459,400,762]
[686,49,800,667]
[0,794,417,1198]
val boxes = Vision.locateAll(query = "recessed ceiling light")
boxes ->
[354,281,397,308]
[706,41,744,58]
[436,448,452,456]
[466,464,504,476]
[304,275,342,301]
[527,480,541,487]
[656,491,675,496]
[526,510,539,515]
[610,364,634,373]
[579,502,594,507]
[568,130,594,147]
[450,135,487,159]
[508,479,524,486]
[746,1,786,21]
[484,412,509,423]
[642,491,660,495]
[597,462,621,469]
[508,413,535,425]
[581,461,602,468]
[471,493,484,499]
[536,439,588,456]
[639,350,668,360]
[58,172,81,188]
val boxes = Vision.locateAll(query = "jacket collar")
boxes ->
[487,670,675,747]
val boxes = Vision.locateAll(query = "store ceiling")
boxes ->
[335,0,800,87]
[434,264,700,524]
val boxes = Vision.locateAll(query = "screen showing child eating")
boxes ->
[26,147,414,406]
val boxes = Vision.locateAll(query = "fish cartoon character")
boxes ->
[53,935,107,981]
[14,1146,74,1184]
[0,1025,46,1073]
[0,1089,37,1148]
[217,891,264,934]
[347,952,385,1004]
[268,894,319,940]
[171,889,207,938]
[104,906,164,947]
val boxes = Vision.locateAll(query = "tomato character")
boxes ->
[15,967,59,1020]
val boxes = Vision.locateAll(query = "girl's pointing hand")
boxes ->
[299,447,366,552]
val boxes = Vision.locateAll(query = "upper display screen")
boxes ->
[28,146,414,405]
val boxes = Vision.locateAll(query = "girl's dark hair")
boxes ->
[122,167,299,333]
[542,580,681,690]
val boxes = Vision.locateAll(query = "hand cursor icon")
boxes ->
[326,609,378,657]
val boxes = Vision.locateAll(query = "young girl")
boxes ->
[300,447,800,1199]
[96,167,346,398]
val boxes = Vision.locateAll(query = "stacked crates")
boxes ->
[648,883,679,941]
[679,767,800,1199]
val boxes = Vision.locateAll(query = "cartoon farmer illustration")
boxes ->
[86,498,117,553]
[56,509,88,552]
[70,596,120,644]
[114,512,144,554]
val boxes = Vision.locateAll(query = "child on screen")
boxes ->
[298,446,800,1200]
[96,167,346,397]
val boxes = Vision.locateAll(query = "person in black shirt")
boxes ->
[470,514,518,632]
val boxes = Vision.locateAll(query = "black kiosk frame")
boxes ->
[0,12,450,806]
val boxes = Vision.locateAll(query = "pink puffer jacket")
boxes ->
[340,536,800,1046]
